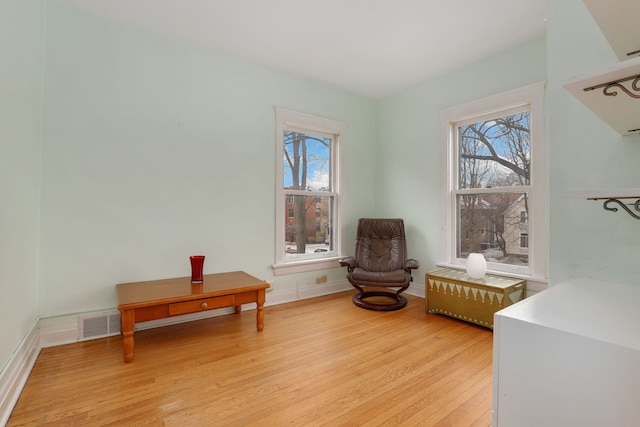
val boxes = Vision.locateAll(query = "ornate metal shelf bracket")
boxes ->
[584,75,640,99]
[588,197,640,220]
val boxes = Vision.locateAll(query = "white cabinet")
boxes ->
[492,279,640,427]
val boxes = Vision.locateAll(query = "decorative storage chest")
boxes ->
[425,268,526,329]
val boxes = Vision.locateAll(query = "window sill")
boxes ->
[273,257,343,276]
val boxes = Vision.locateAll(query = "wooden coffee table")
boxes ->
[116,271,269,362]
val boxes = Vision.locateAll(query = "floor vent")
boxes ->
[78,311,121,341]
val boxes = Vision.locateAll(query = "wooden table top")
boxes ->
[116,271,269,309]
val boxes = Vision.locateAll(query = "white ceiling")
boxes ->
[50,0,547,99]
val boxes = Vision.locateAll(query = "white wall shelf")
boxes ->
[565,188,640,220]
[564,57,640,136]
[564,1,640,136]
[564,188,640,199]
[583,0,640,61]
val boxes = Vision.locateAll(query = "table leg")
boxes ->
[234,305,242,314]
[256,289,266,331]
[121,309,135,363]
[256,303,265,331]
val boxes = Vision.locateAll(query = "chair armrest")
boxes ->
[405,259,420,270]
[339,256,356,270]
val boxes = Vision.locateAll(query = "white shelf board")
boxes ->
[564,56,640,136]
[564,188,640,199]
[584,0,640,61]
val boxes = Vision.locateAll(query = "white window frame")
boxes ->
[439,82,547,283]
[273,107,346,276]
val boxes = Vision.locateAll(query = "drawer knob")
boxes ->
[201,302,208,309]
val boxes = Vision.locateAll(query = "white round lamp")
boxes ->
[466,253,487,279]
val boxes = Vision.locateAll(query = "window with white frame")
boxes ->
[274,107,346,275]
[440,82,546,280]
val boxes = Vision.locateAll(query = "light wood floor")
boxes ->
[8,292,493,426]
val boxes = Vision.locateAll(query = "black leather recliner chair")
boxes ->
[340,218,419,311]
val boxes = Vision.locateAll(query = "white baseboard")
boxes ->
[406,282,426,299]
[264,287,299,306]
[0,322,40,427]
[39,323,78,348]
[296,279,352,300]
[134,307,238,331]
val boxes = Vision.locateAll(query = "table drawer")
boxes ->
[169,295,235,316]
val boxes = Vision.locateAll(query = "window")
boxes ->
[274,108,346,275]
[440,82,546,280]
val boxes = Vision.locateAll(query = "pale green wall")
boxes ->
[0,0,43,370]
[375,37,547,280]
[547,0,640,284]
[38,3,377,316]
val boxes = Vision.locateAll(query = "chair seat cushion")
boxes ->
[349,268,409,287]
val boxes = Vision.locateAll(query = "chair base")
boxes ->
[352,291,408,311]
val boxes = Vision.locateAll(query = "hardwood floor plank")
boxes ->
[360,335,493,426]
[330,328,491,425]
[434,382,493,427]
[277,328,488,426]
[8,292,493,426]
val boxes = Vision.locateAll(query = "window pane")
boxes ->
[283,194,333,255]
[283,131,331,192]
[458,113,530,189]
[457,192,529,267]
